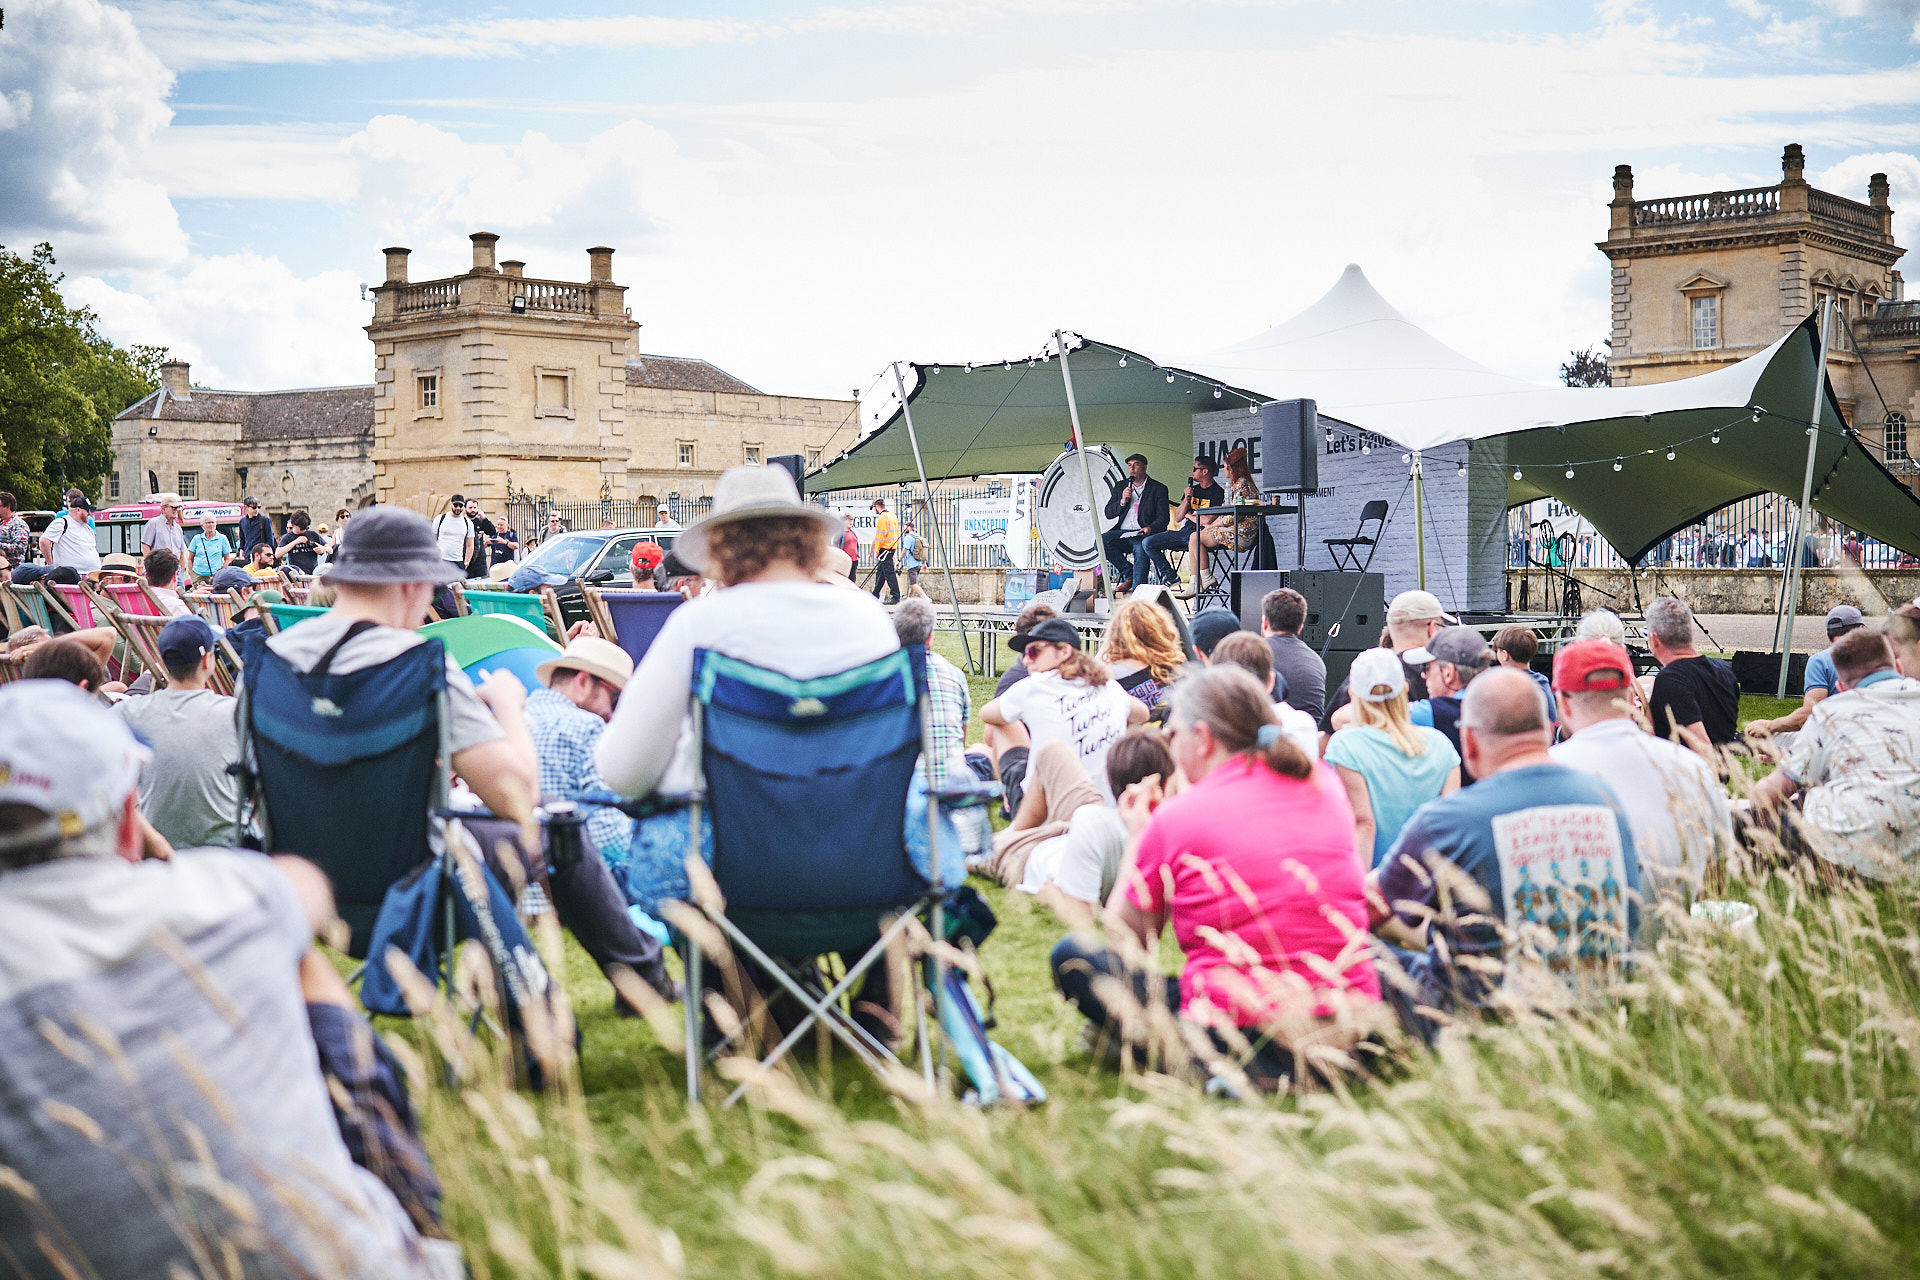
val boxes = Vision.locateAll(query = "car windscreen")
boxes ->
[520,532,604,578]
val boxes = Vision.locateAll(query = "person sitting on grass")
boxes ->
[1750,627,1920,881]
[1891,599,1920,679]
[1207,631,1318,757]
[986,729,1174,926]
[0,680,456,1279]
[992,600,1058,696]
[1490,624,1555,725]
[1645,595,1739,761]
[1371,669,1639,1022]
[1097,596,1188,712]
[1052,666,1383,1092]
[980,617,1148,812]
[1548,638,1730,893]
[893,598,992,864]
[1324,647,1460,870]
[1745,604,1865,747]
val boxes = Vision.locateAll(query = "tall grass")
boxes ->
[401,835,1920,1280]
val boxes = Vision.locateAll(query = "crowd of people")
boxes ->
[5,460,1920,1275]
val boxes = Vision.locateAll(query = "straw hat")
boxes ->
[535,635,634,692]
[673,464,840,575]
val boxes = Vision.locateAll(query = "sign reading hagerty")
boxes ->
[956,493,1032,569]
[828,502,879,546]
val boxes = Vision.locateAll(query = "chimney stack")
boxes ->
[470,232,500,274]
[382,246,411,284]
[159,360,191,398]
[588,246,615,283]
[1608,164,1635,235]
[1782,143,1806,185]
[501,259,525,278]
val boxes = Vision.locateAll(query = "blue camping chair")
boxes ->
[233,627,553,1041]
[584,587,681,667]
[675,644,967,1105]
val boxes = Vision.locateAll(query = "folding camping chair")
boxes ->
[106,610,175,689]
[584,587,680,666]
[1325,499,1389,571]
[264,602,330,634]
[0,653,22,686]
[235,628,457,954]
[671,644,966,1106]
[232,626,559,1085]
[454,584,566,641]
[187,590,241,628]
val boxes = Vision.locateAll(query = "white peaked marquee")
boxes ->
[812,265,1920,566]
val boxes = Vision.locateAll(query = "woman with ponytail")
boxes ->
[1050,665,1382,1089]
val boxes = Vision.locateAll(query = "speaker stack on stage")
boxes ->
[766,453,807,488]
[1230,569,1385,694]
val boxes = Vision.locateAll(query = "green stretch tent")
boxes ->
[810,266,1920,564]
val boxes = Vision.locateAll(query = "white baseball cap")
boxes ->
[1348,647,1409,703]
[0,681,148,852]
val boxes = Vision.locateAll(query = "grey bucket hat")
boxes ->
[322,505,463,585]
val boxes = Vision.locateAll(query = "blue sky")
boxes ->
[3,0,1917,399]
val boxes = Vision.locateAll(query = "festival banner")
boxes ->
[956,492,1032,569]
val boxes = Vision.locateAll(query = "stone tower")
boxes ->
[365,233,638,509]
[1598,145,1916,478]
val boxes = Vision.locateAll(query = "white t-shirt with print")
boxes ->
[993,670,1137,800]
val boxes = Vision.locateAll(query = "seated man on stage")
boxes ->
[1143,457,1224,596]
[1101,454,1170,592]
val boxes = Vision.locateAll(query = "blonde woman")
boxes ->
[1178,446,1261,599]
[1322,647,1460,868]
[1098,596,1188,711]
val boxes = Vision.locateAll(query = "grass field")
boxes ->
[393,640,1920,1279]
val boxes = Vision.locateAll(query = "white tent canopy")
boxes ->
[813,266,1920,563]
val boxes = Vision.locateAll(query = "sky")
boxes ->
[3,0,1918,405]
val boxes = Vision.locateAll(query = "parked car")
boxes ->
[504,526,680,590]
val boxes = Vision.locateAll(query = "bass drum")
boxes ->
[1035,447,1123,571]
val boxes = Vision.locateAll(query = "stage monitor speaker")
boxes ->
[1258,399,1319,493]
[1230,569,1384,653]
[766,453,806,488]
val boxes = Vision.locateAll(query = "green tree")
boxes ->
[0,243,163,508]
[1558,346,1611,388]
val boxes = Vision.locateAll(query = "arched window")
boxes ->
[1886,412,1909,462]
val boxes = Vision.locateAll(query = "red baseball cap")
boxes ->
[1551,638,1634,693]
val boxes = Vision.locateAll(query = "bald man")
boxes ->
[1371,668,1641,1018]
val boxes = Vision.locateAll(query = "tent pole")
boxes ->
[1775,298,1834,699]
[1054,331,1113,610]
[1412,450,1427,591]
[891,361,977,674]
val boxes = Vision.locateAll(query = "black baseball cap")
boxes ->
[1009,616,1082,653]
[158,616,216,666]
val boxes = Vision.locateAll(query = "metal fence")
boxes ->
[1506,495,1920,571]
[501,481,1041,572]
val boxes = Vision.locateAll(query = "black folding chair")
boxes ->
[1325,499,1389,571]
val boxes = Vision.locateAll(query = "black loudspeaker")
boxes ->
[767,453,806,488]
[1231,570,1384,651]
[1257,399,1319,493]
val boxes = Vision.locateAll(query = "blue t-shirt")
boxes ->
[1804,646,1839,696]
[1377,763,1639,1007]
[1323,724,1460,867]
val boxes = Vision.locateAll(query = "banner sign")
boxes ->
[827,502,879,546]
[956,492,1032,570]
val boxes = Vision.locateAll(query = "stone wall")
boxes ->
[109,416,240,502]
[234,432,375,523]
[1506,565,1920,616]
[623,386,856,507]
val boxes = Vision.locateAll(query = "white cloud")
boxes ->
[67,252,370,388]
[0,0,184,270]
[1815,150,1920,265]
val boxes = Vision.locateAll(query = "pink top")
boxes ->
[1126,756,1381,1026]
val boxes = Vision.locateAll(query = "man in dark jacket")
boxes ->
[237,497,274,557]
[1101,454,1171,592]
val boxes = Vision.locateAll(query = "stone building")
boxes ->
[1600,144,1917,484]
[109,232,856,521]
[109,362,373,521]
